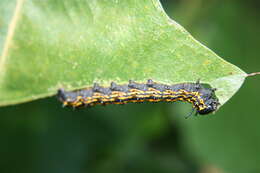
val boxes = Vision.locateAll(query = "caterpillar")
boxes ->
[57,79,220,116]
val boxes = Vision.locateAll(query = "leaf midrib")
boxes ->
[0,0,25,82]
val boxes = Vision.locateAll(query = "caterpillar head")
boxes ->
[197,98,219,115]
[197,88,220,115]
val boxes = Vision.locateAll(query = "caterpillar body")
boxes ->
[57,79,219,115]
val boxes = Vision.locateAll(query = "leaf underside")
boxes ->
[0,0,246,107]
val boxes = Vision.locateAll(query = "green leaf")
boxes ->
[0,0,246,107]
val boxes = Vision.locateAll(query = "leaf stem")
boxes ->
[247,72,260,77]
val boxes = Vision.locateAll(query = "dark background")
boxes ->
[1,0,260,173]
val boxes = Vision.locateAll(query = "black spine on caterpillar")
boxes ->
[57,80,220,116]
[110,82,129,92]
[128,80,149,91]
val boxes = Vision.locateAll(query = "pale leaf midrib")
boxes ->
[0,0,25,83]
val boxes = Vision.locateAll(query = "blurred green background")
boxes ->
[1,0,260,173]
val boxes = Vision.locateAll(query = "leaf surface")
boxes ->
[0,0,246,107]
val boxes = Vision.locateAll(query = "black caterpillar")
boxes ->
[57,79,219,116]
